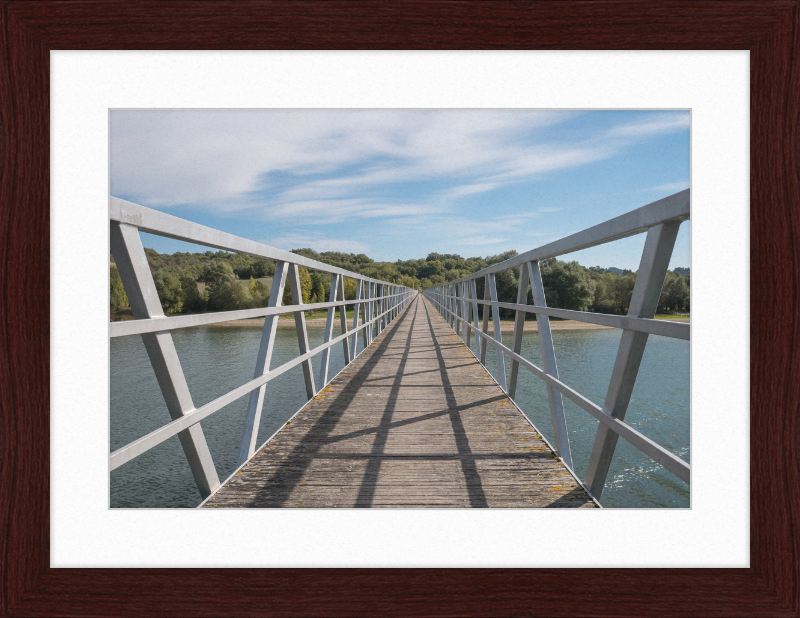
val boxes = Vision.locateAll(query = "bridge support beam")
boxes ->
[337,275,351,365]
[288,263,316,400]
[238,261,289,466]
[529,260,573,470]
[584,221,681,498]
[111,222,220,499]
[470,279,482,359]
[486,273,507,392]
[319,273,340,388]
[352,279,364,356]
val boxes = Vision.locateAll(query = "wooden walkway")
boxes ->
[203,296,598,508]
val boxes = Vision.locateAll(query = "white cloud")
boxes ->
[605,113,690,139]
[111,110,690,227]
[648,181,690,192]
[263,232,369,254]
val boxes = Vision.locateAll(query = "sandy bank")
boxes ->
[208,316,613,332]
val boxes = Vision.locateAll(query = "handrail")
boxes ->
[109,197,417,501]
[423,190,690,501]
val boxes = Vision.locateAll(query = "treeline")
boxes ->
[110,247,689,318]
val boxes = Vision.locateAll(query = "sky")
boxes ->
[110,109,690,271]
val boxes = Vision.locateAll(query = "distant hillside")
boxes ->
[602,266,688,276]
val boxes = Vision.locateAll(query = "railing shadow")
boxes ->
[245,297,419,507]
[419,298,488,507]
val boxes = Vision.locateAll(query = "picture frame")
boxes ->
[2,1,797,615]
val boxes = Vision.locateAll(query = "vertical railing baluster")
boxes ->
[288,263,316,399]
[111,221,220,497]
[487,272,507,392]
[508,264,530,400]
[352,279,364,356]
[318,273,339,388]
[238,261,290,466]
[453,282,461,337]
[480,276,490,365]
[337,275,351,364]
[583,222,681,498]
[528,261,573,469]
[470,279,481,359]
[463,281,472,348]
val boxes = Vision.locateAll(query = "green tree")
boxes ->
[282,266,312,305]
[540,259,596,312]
[152,268,183,314]
[110,265,129,313]
[202,261,247,311]
[180,275,206,313]
[658,273,690,313]
[252,259,275,278]
[343,277,358,301]
[309,271,327,304]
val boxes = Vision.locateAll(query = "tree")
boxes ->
[180,275,206,313]
[110,265,129,313]
[309,272,328,304]
[540,259,596,312]
[202,261,246,311]
[152,268,183,314]
[282,266,312,305]
[252,259,275,278]
[658,273,690,313]
[343,277,358,300]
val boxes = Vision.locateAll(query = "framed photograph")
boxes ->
[2,1,797,616]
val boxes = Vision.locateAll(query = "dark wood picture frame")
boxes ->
[1,1,798,616]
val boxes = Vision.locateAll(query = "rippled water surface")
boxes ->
[110,322,689,508]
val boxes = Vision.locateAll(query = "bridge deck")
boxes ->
[203,296,597,508]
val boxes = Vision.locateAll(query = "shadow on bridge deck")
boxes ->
[202,296,598,508]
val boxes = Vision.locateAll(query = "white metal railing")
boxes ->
[423,190,690,501]
[109,196,416,500]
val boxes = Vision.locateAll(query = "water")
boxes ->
[110,324,689,508]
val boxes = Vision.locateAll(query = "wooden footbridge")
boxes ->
[109,191,690,508]
[202,296,595,508]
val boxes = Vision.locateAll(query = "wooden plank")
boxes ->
[203,296,597,508]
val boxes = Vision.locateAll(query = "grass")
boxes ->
[653,314,690,321]
[284,309,357,320]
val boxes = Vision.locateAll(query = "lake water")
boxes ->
[110,323,689,509]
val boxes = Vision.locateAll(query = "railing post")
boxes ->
[288,263,316,399]
[463,281,472,348]
[480,277,490,365]
[238,261,289,466]
[508,264,530,400]
[584,221,682,498]
[337,275,352,364]
[486,273,508,392]
[453,282,461,337]
[364,281,373,346]
[377,282,382,334]
[352,279,364,356]
[470,279,481,359]
[318,273,340,388]
[110,221,221,498]
[449,283,456,329]
[528,260,573,470]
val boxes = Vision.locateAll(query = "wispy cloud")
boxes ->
[111,110,689,227]
[648,181,690,192]
[263,232,369,254]
[604,113,690,139]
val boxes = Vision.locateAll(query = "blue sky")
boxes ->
[110,109,690,271]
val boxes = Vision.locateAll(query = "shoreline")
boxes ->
[206,316,615,331]
[112,313,688,332]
